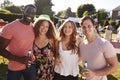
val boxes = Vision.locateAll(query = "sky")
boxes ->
[0,0,120,14]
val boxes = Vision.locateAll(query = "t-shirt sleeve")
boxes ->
[103,41,116,58]
[0,25,13,39]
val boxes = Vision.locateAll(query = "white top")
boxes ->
[104,29,112,41]
[54,42,79,76]
[80,37,116,80]
[117,30,120,40]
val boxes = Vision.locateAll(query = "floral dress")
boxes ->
[33,43,54,80]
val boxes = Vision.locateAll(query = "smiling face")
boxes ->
[81,19,95,37]
[63,21,74,37]
[60,20,77,39]
[23,5,36,23]
[39,20,49,35]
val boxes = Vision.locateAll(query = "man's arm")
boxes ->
[82,56,118,78]
[0,36,28,64]
[95,56,118,76]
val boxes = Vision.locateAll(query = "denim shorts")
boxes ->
[6,63,36,80]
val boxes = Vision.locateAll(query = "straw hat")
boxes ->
[34,14,53,25]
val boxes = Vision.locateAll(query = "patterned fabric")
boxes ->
[33,43,54,80]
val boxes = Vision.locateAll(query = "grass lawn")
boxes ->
[0,56,8,80]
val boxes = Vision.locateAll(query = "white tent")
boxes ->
[67,17,81,23]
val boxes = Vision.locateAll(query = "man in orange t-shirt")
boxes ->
[0,4,37,80]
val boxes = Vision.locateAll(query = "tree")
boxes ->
[0,9,11,14]
[76,4,96,18]
[5,5,22,14]
[56,11,63,17]
[97,9,109,26]
[34,0,54,17]
[103,20,109,27]
[1,0,13,8]
[55,7,75,18]
[83,11,89,17]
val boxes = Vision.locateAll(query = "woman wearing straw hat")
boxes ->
[33,14,58,80]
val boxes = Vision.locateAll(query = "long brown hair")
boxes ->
[55,20,79,58]
[33,19,58,40]
[33,19,58,54]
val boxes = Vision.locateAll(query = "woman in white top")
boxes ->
[104,25,112,41]
[53,19,82,80]
[117,26,120,42]
[79,16,118,80]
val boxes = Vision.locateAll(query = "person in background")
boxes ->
[104,25,112,41]
[0,4,37,80]
[79,16,118,80]
[117,26,120,42]
[94,22,102,37]
[53,19,82,80]
[33,14,58,80]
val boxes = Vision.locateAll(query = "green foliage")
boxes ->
[59,10,67,18]
[55,8,69,18]
[55,7,73,19]
[103,20,109,27]
[77,4,96,18]
[97,9,109,25]
[5,5,22,14]
[0,56,8,80]
[0,63,7,80]
[56,11,63,17]
[83,11,89,17]
[34,0,54,17]
[0,0,13,8]
[109,54,120,80]
[108,20,118,30]
[0,9,11,14]
[111,21,116,27]
[0,13,22,22]
[109,19,114,25]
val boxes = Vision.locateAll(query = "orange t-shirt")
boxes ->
[0,19,35,71]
